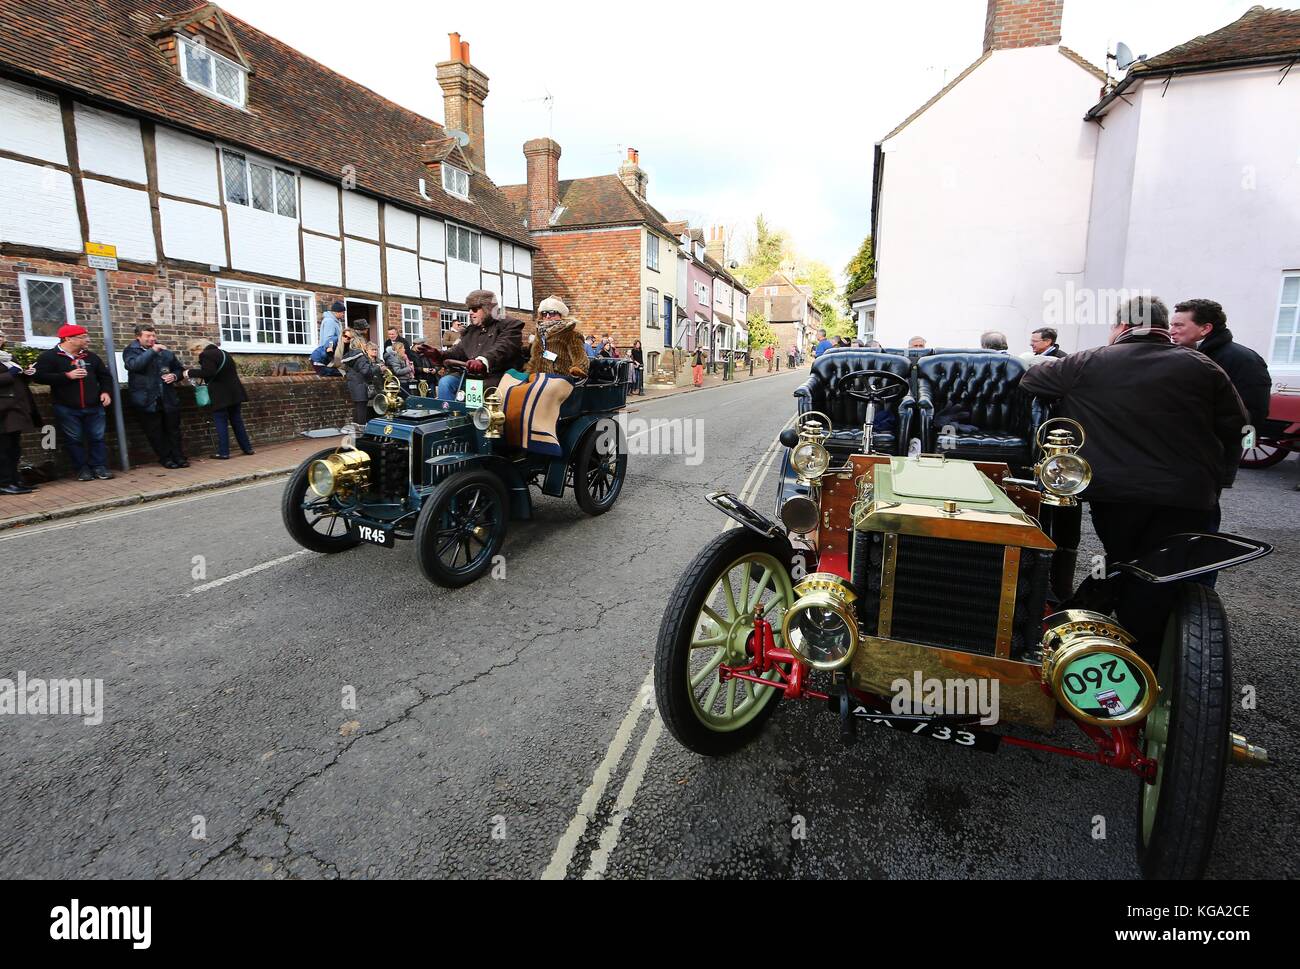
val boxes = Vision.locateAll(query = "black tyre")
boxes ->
[655,528,797,756]
[572,418,627,515]
[281,448,362,554]
[1136,583,1231,880]
[413,470,508,588]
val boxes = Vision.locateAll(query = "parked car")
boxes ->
[282,358,631,586]
[655,359,1272,879]
[1239,386,1300,468]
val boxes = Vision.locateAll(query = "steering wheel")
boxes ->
[841,370,910,406]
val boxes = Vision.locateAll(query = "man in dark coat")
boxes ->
[0,340,43,494]
[1021,296,1247,659]
[416,290,525,399]
[123,323,187,468]
[1029,327,1067,359]
[1169,299,1272,431]
[33,324,115,481]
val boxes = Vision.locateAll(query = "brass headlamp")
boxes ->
[371,371,403,416]
[790,412,832,486]
[307,448,371,498]
[781,572,859,670]
[479,388,506,439]
[1040,610,1157,727]
[1033,418,1092,506]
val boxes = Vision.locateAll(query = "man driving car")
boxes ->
[415,290,525,400]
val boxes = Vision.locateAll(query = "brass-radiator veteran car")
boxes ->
[655,393,1272,880]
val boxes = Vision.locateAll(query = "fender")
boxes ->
[706,491,786,539]
[543,413,620,497]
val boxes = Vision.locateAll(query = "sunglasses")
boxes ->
[540,311,562,319]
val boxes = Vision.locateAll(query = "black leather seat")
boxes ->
[915,353,1043,468]
[794,351,915,456]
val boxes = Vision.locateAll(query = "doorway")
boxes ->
[344,298,381,344]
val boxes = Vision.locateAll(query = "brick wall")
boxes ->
[530,229,640,348]
[983,0,1064,51]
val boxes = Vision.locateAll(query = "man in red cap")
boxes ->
[34,324,115,480]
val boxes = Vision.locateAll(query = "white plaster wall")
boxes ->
[74,103,146,184]
[303,233,343,287]
[501,243,514,273]
[875,46,1101,352]
[502,273,520,309]
[228,204,300,280]
[386,247,420,298]
[481,236,500,273]
[160,197,225,266]
[419,217,445,260]
[0,158,81,250]
[0,79,67,164]
[342,192,379,239]
[518,276,533,311]
[384,206,417,251]
[447,258,480,305]
[515,246,532,276]
[154,127,219,203]
[344,237,381,293]
[480,271,502,307]
[420,258,447,301]
[300,176,340,236]
[83,179,155,261]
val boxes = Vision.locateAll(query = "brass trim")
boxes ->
[878,533,898,639]
[782,573,860,671]
[1040,611,1156,727]
[859,500,1056,550]
[995,546,1020,658]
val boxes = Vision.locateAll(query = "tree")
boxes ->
[746,310,776,349]
[793,260,852,338]
[843,235,874,300]
[733,215,790,291]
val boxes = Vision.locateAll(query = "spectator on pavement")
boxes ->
[865,340,883,351]
[0,337,42,495]
[1030,327,1067,359]
[385,339,414,382]
[312,301,346,376]
[186,338,254,459]
[788,348,796,369]
[908,336,927,349]
[980,331,1009,351]
[630,340,645,396]
[600,334,619,358]
[1020,295,1246,659]
[764,344,773,371]
[33,324,114,481]
[813,329,831,359]
[122,324,188,469]
[584,335,600,359]
[1170,299,1272,432]
[337,333,386,426]
[692,347,705,387]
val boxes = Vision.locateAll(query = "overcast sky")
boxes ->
[220,0,1262,283]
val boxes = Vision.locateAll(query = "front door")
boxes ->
[344,299,381,344]
[663,295,673,348]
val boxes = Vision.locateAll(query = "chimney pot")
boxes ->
[449,32,461,60]
[461,40,471,64]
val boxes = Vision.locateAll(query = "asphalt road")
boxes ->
[1,369,1296,879]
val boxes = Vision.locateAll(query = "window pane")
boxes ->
[255,290,281,343]
[1273,336,1295,365]
[1278,306,1298,336]
[213,58,242,102]
[184,41,213,88]
[222,152,247,205]
[1282,276,1300,306]
[470,232,480,264]
[402,306,422,341]
[250,163,274,212]
[218,287,251,343]
[23,279,70,339]
[275,169,297,218]
[285,294,310,345]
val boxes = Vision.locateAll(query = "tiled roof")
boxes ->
[0,0,531,245]
[847,280,877,303]
[1134,5,1300,72]
[499,174,675,236]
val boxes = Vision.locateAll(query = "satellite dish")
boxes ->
[447,128,471,148]
[1112,42,1145,72]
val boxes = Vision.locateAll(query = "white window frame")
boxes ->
[646,232,660,272]
[220,148,298,219]
[441,164,470,200]
[440,308,470,341]
[401,304,424,342]
[645,288,660,328]
[446,223,481,265]
[18,273,76,348]
[215,280,315,353]
[1272,271,1300,369]
[177,35,247,108]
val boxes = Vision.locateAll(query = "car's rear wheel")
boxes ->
[572,418,627,515]
[1239,441,1287,468]
[414,470,508,588]
[655,528,796,756]
[281,448,362,554]
[1136,583,1231,879]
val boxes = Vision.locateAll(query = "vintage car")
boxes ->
[281,357,630,587]
[655,349,1272,879]
[1240,385,1300,468]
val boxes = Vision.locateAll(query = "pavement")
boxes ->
[0,362,789,533]
[1,369,1295,879]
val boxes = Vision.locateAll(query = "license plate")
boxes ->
[348,521,395,548]
[850,709,1001,752]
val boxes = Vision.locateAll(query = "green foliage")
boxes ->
[844,235,874,300]
[733,215,791,291]
[745,310,777,349]
[4,344,42,367]
[793,260,851,337]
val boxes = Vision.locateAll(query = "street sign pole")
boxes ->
[87,243,129,472]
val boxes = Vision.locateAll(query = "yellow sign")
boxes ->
[85,242,117,258]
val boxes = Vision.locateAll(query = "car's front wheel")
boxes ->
[1136,583,1231,879]
[413,470,508,588]
[281,448,362,554]
[655,528,797,756]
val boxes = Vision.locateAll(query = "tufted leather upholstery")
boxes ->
[915,353,1043,468]
[794,352,915,455]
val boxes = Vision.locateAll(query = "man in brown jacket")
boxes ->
[416,290,526,399]
[1020,295,1247,657]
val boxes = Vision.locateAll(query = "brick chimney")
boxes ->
[983,0,1063,52]
[523,137,562,229]
[436,33,490,172]
[705,226,726,266]
[617,148,648,199]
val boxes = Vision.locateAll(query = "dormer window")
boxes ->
[221,149,297,218]
[178,35,246,107]
[441,164,470,199]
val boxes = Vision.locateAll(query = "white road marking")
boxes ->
[187,549,313,596]
[544,422,791,878]
[540,668,654,880]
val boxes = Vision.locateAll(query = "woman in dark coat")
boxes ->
[186,339,253,459]
[630,340,645,396]
[0,338,42,494]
